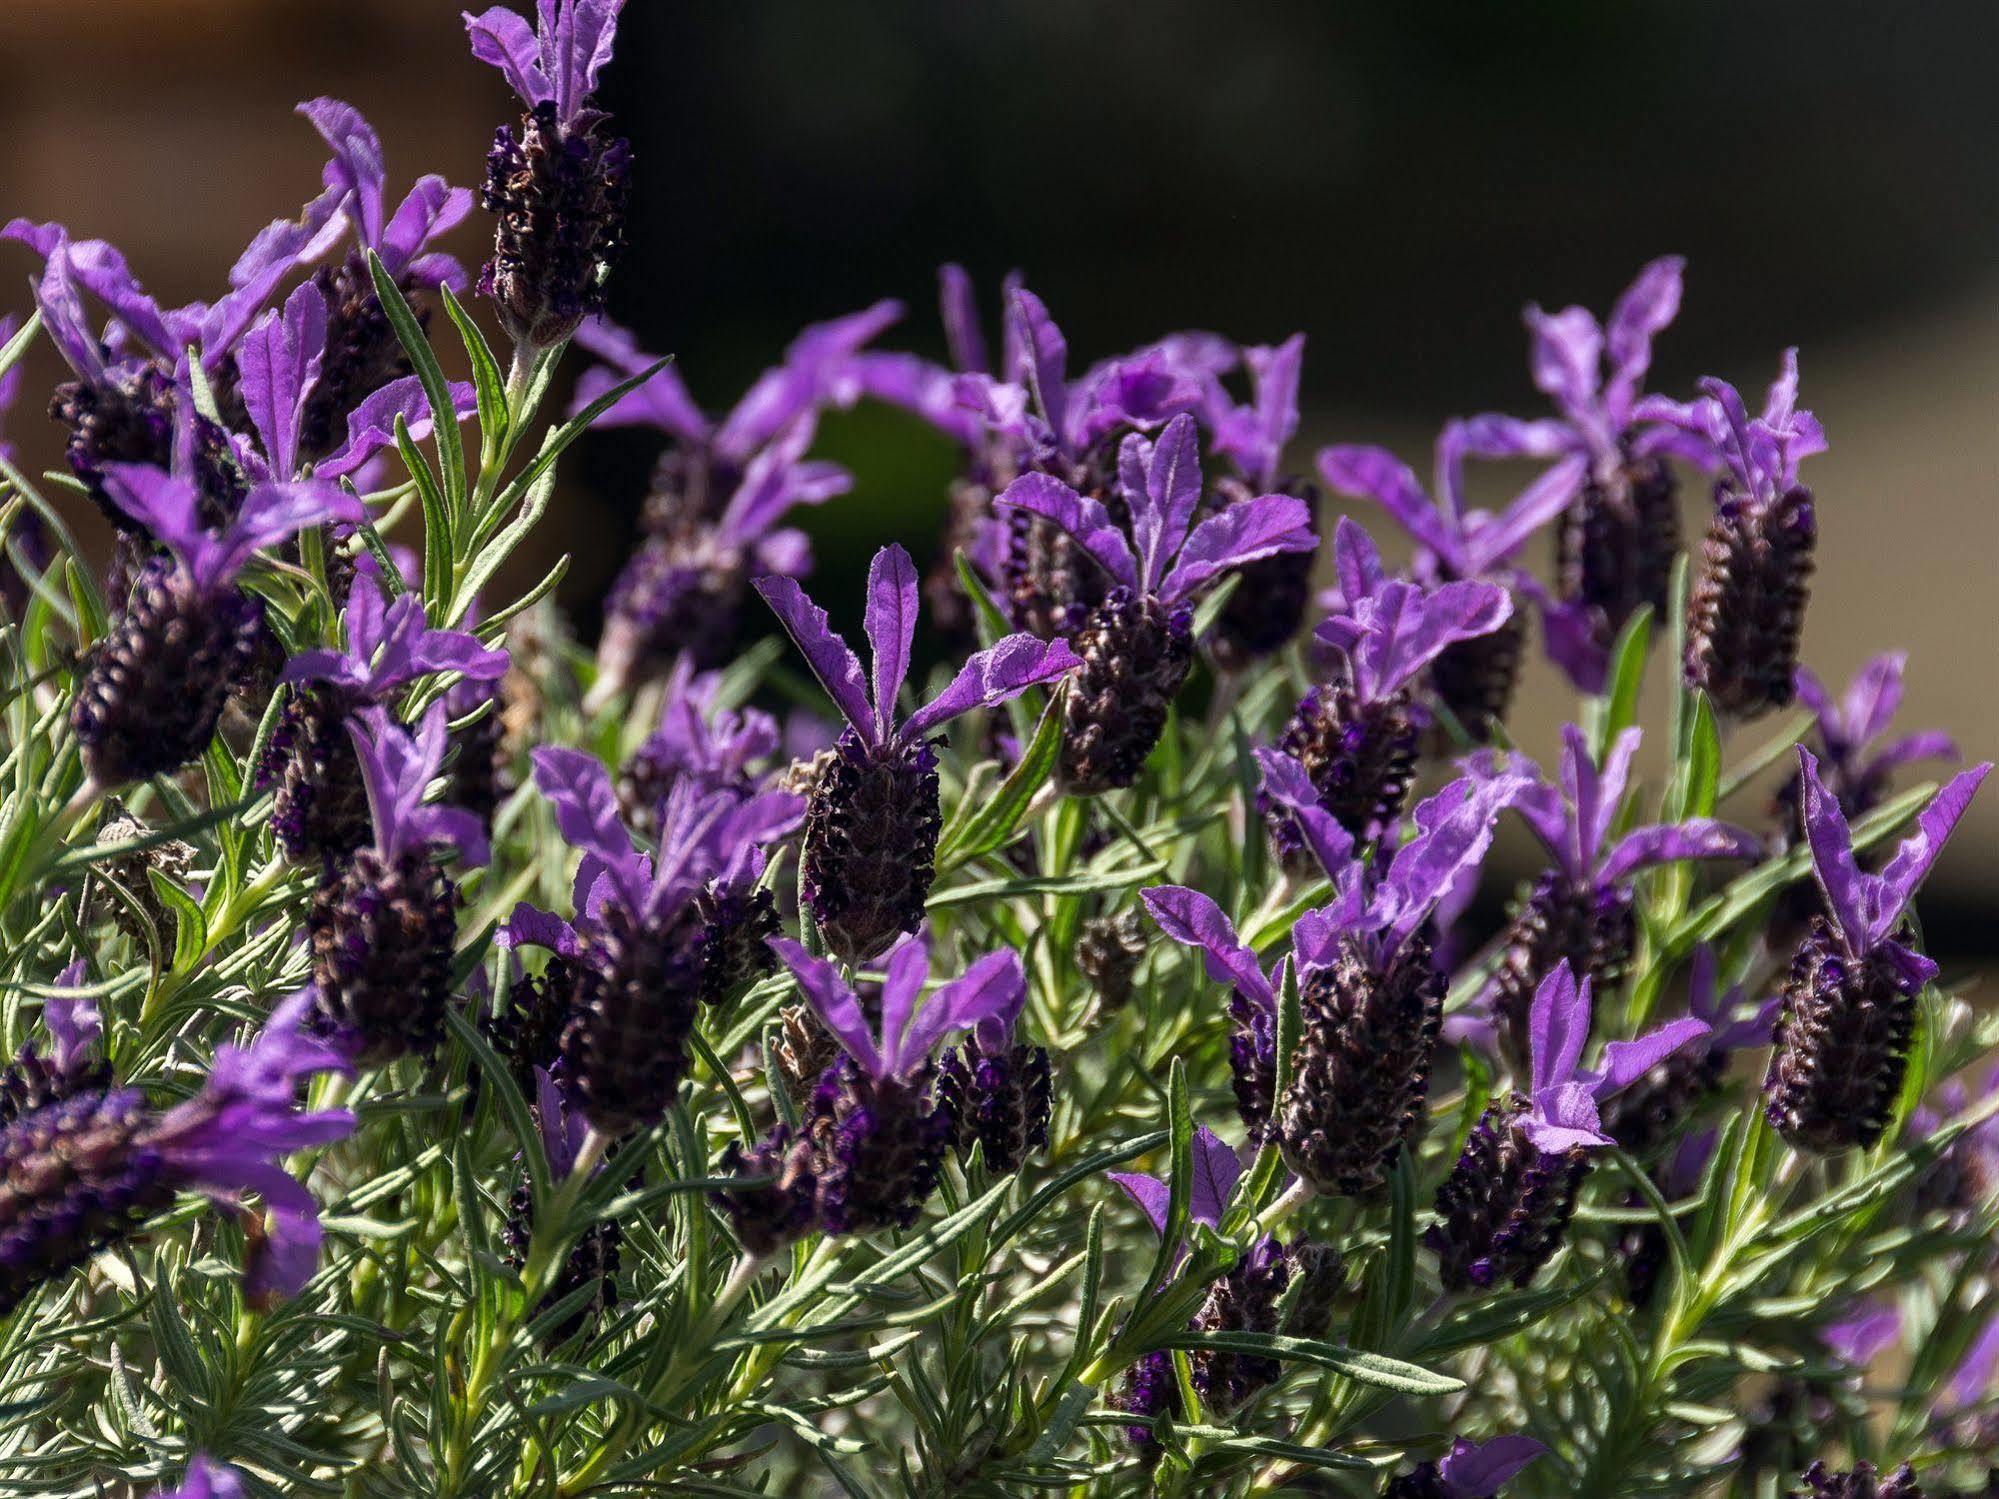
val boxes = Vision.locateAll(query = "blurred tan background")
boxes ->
[2,1,1993,942]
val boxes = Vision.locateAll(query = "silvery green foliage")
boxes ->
[0,49,1995,1499]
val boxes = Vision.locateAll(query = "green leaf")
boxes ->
[441,283,508,459]
[1154,1329,1463,1395]
[489,355,673,522]
[1135,1059,1194,1312]
[368,250,464,513]
[927,858,1165,909]
[1592,602,1654,762]
[396,413,454,610]
[145,869,208,972]
[938,694,1062,870]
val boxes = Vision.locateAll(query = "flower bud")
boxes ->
[1268,675,1419,855]
[1764,917,1918,1154]
[935,1033,1051,1176]
[1685,485,1816,719]
[801,733,941,966]
[1425,1096,1591,1292]
[1059,588,1194,796]
[308,848,459,1064]
[1556,452,1681,654]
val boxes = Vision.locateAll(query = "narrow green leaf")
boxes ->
[1154,1329,1464,1395]
[368,250,465,512]
[938,694,1062,870]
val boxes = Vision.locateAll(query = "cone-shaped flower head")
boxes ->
[265,565,507,862]
[466,0,631,346]
[72,462,362,788]
[308,705,488,1062]
[1320,425,1581,717]
[1793,1463,1926,1499]
[994,413,1312,792]
[1472,725,1759,1066]
[738,935,1025,1238]
[1427,963,1708,1291]
[1460,257,1711,680]
[1383,1435,1548,1499]
[935,956,1050,1176]
[0,985,353,1317]
[758,543,1078,961]
[1679,350,1826,718]
[1153,766,1525,1196]
[522,745,803,1134]
[0,959,109,1126]
[619,657,788,833]
[1765,749,1989,1152]
[1269,520,1512,849]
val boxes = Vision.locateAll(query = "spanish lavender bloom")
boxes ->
[0,961,109,1126]
[262,565,506,863]
[503,1067,620,1344]
[1463,257,1714,675]
[757,543,1079,961]
[719,937,1026,1243]
[1781,653,1960,843]
[1793,1463,1927,1499]
[1318,424,1582,725]
[1765,748,1989,1153]
[466,0,632,347]
[521,747,802,1134]
[934,956,1050,1176]
[1268,519,1511,852]
[618,659,786,838]
[994,413,1313,793]
[1933,1314,1999,1452]
[1471,725,1759,1069]
[308,705,490,1063]
[1381,1435,1548,1499]
[1154,763,1523,1196]
[1427,963,1708,1291]
[0,984,353,1316]
[149,1455,245,1499]
[265,99,472,462]
[1593,944,1778,1160]
[1821,1299,1902,1369]
[71,461,363,788]
[1681,352,1826,718]
[1107,1128,1345,1420]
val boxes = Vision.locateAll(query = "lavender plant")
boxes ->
[0,6,1992,1495]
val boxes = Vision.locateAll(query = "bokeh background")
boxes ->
[2,0,1994,945]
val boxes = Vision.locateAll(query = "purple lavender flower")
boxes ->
[1319,423,1582,722]
[757,543,1079,961]
[308,705,490,1062]
[1793,1463,1927,1499]
[934,956,1051,1176]
[1267,519,1512,853]
[71,461,363,788]
[1462,256,1712,678]
[1107,1127,1346,1420]
[619,657,786,829]
[261,565,506,864]
[0,960,109,1126]
[1469,725,1759,1069]
[0,985,353,1316]
[575,308,898,696]
[1765,748,1989,1153]
[1427,963,1708,1291]
[149,1454,245,1499]
[519,746,803,1134]
[717,937,1026,1245]
[1934,1313,1999,1453]
[1679,352,1827,718]
[1156,765,1524,1197]
[1782,653,1960,842]
[994,412,1313,793]
[1382,1435,1548,1499]
[1822,1299,1903,1369]
[466,0,632,347]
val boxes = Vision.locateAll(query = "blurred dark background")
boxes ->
[3,1,1995,939]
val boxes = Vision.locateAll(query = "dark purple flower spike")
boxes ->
[994,412,1312,793]
[935,955,1051,1176]
[308,705,487,1062]
[1267,519,1511,855]
[1472,724,1759,1069]
[1383,1435,1548,1499]
[618,658,787,837]
[0,960,109,1127]
[717,937,1023,1244]
[521,746,803,1134]
[1427,963,1708,1292]
[1319,424,1582,723]
[757,543,1078,962]
[1792,1462,1927,1499]
[1254,769,1525,1197]
[466,0,632,347]
[1765,748,1989,1153]
[0,984,354,1317]
[263,567,507,863]
[1677,351,1827,718]
[1463,257,1711,675]
[71,463,362,788]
